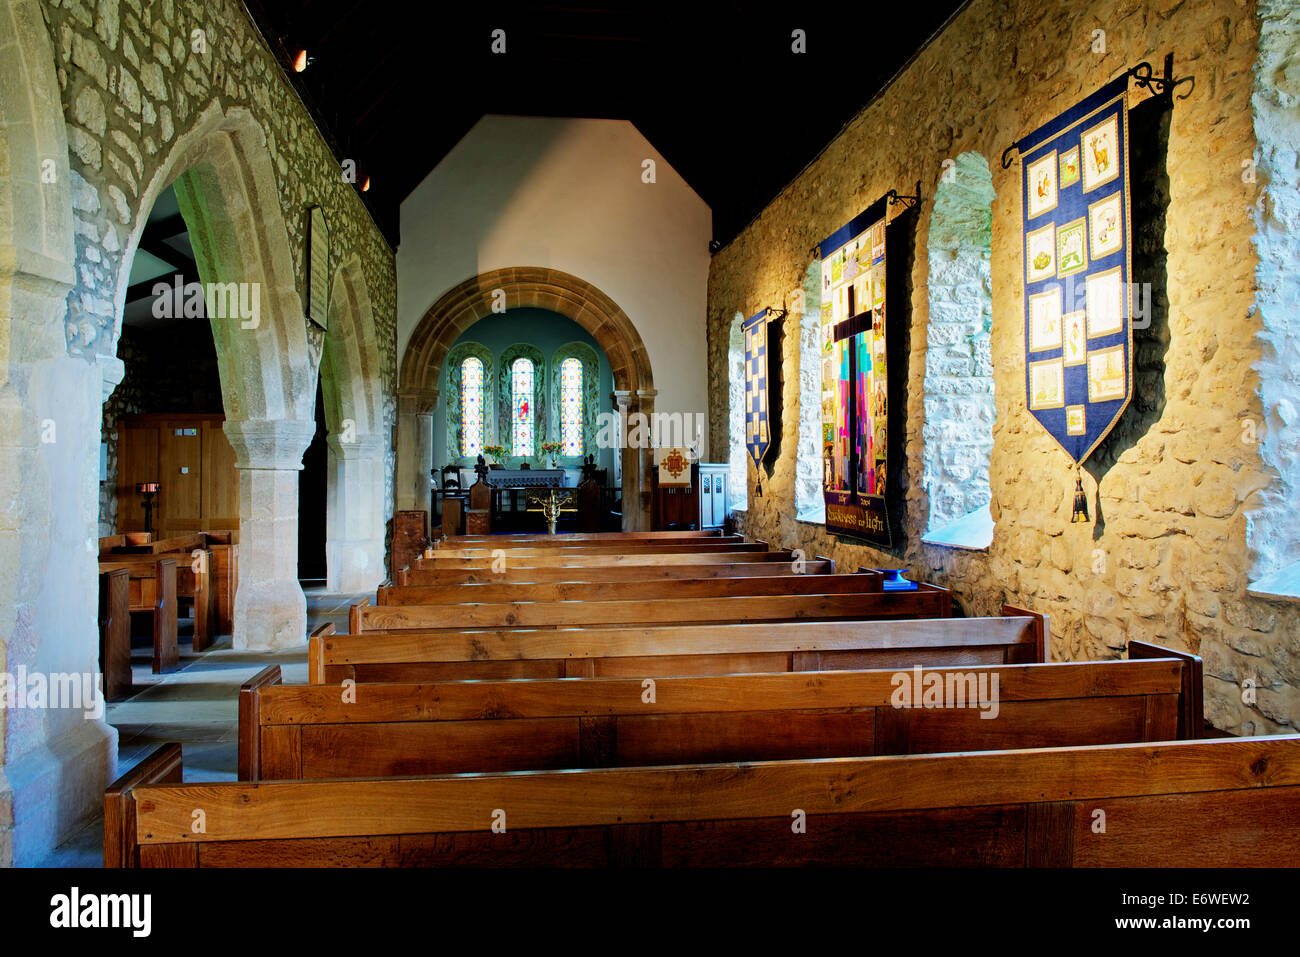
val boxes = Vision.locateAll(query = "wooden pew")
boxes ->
[106,734,1300,867]
[411,549,834,572]
[420,539,764,562]
[101,530,237,637]
[350,583,952,632]
[441,530,732,546]
[96,557,179,673]
[240,653,1196,781]
[308,605,1047,684]
[396,556,835,586]
[375,570,885,605]
[97,548,215,652]
[1130,639,1203,739]
[98,567,132,700]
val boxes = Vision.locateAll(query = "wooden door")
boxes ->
[157,420,204,537]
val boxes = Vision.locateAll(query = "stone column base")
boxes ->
[233,575,307,650]
[327,537,386,593]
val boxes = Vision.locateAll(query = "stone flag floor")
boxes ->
[34,587,368,867]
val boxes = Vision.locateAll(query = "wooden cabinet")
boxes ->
[116,414,240,537]
[651,462,729,531]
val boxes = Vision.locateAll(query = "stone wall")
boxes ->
[707,0,1300,734]
[42,0,398,540]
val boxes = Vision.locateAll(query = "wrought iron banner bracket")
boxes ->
[886,181,922,210]
[1001,53,1193,169]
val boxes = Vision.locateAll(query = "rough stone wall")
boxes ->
[40,0,398,533]
[706,0,1300,734]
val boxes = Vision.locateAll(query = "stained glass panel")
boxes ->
[460,356,484,456]
[511,357,535,456]
[560,357,583,455]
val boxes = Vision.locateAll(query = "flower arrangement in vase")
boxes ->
[482,444,506,466]
[540,440,564,469]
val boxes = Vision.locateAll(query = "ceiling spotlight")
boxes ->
[293,49,311,72]
[708,239,722,253]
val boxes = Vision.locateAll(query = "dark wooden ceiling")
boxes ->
[242,1,970,249]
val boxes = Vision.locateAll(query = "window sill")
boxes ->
[796,509,826,527]
[921,504,994,551]
[1247,560,1300,605]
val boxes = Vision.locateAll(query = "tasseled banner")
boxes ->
[1070,466,1089,524]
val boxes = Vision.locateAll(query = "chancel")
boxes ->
[0,0,1298,897]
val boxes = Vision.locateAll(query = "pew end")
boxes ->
[349,598,370,635]
[238,665,284,781]
[816,555,835,574]
[307,623,337,685]
[1129,639,1204,739]
[104,743,184,868]
[1001,604,1049,662]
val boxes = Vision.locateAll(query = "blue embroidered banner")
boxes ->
[1019,75,1132,465]
[743,308,773,468]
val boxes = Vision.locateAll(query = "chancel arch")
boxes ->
[399,268,655,529]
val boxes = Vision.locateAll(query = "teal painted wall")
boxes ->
[436,308,614,474]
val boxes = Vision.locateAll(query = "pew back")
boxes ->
[395,559,835,587]
[376,571,882,606]
[309,606,1047,684]
[351,585,952,633]
[241,655,1194,781]
[107,734,1300,867]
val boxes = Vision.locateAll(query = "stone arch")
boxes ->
[114,103,316,649]
[920,151,996,547]
[0,0,115,866]
[727,312,748,511]
[398,267,656,529]
[319,256,385,592]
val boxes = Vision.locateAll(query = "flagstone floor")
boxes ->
[34,587,367,868]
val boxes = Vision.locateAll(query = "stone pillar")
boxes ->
[223,418,316,650]
[612,389,635,531]
[326,431,386,592]
[396,388,437,518]
[635,388,658,531]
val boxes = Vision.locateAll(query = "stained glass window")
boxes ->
[560,357,583,455]
[459,356,484,456]
[511,357,535,456]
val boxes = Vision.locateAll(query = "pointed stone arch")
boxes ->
[398,267,656,529]
[319,256,385,591]
[115,103,317,649]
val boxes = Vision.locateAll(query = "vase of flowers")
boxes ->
[482,444,506,466]
[540,440,563,470]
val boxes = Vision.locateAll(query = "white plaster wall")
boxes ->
[397,116,713,458]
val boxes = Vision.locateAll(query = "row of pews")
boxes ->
[97,531,239,699]
[105,529,1300,867]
